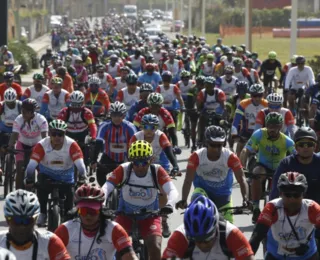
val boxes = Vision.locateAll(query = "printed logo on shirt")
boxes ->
[129,187,152,200]
[278,226,307,241]
[75,248,107,260]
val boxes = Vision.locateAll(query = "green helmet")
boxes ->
[147,93,164,105]
[207,53,214,60]
[49,119,68,132]
[126,73,138,84]
[180,70,191,78]
[268,51,277,60]
[51,77,63,85]
[204,76,216,85]
[249,83,265,94]
[265,112,283,125]
[196,75,206,84]
[191,188,208,202]
[33,73,44,81]
[233,58,243,66]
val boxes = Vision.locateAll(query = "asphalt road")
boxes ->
[3,17,265,259]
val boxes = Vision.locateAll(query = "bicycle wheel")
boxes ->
[48,204,60,232]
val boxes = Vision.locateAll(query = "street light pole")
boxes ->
[245,0,252,51]
[290,0,298,58]
[0,0,8,46]
[188,0,192,35]
[180,0,183,33]
[201,0,206,36]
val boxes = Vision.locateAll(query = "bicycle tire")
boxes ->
[48,204,60,232]
[142,243,149,260]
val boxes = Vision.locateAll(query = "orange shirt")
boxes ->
[0,82,23,100]
[62,74,74,93]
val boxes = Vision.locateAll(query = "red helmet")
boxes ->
[74,183,105,203]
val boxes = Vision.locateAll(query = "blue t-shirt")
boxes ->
[138,72,162,90]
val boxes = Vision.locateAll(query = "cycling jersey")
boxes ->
[84,89,110,116]
[128,55,146,75]
[257,199,320,260]
[247,68,259,84]
[55,219,132,260]
[12,113,48,146]
[226,94,251,119]
[40,89,70,120]
[96,120,136,162]
[105,62,121,78]
[61,74,74,93]
[75,66,88,83]
[156,84,180,111]
[116,87,140,111]
[216,76,238,99]
[176,79,196,100]
[234,68,250,82]
[22,85,50,108]
[259,59,283,78]
[220,58,235,68]
[93,72,114,92]
[57,107,97,138]
[29,136,84,183]
[153,51,162,63]
[163,59,183,79]
[245,128,295,170]
[114,77,127,91]
[200,62,216,76]
[130,129,171,171]
[126,100,148,123]
[285,66,315,90]
[197,88,226,114]
[0,230,70,260]
[187,147,242,196]
[0,101,21,129]
[0,83,23,101]
[162,223,253,260]
[138,72,162,90]
[133,107,175,130]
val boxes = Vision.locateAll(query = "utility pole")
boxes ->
[245,0,252,51]
[188,0,192,35]
[290,0,298,58]
[315,0,320,12]
[180,0,183,33]
[165,0,168,13]
[201,0,206,36]
[0,0,8,46]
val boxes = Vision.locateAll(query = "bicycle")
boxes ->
[295,88,307,127]
[219,205,252,216]
[181,108,197,148]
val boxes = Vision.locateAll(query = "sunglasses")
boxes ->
[252,94,263,98]
[143,125,157,130]
[78,207,100,217]
[132,160,150,167]
[50,131,65,137]
[7,216,35,225]
[208,143,224,148]
[283,192,303,198]
[296,141,315,148]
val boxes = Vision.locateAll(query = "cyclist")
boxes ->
[102,140,178,260]
[94,101,136,187]
[240,112,295,223]
[255,93,296,138]
[56,66,74,93]
[74,56,88,85]
[251,52,261,71]
[199,53,216,76]
[231,83,268,156]
[233,58,253,85]
[216,65,238,99]
[40,77,70,121]
[93,64,114,93]
[127,83,153,123]
[114,66,131,92]
[137,63,162,90]
[39,48,53,74]
[25,119,87,226]
[55,183,138,260]
[244,58,260,84]
[116,73,140,111]
[84,76,110,118]
[164,196,254,260]
[176,125,249,223]
[0,72,22,101]
[105,54,121,79]
[8,99,48,190]
[0,190,70,259]
[250,172,320,260]
[162,49,183,84]
[22,73,49,109]
[128,48,146,75]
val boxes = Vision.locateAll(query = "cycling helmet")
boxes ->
[191,188,208,202]
[74,183,105,203]
[224,65,235,74]
[4,88,17,102]
[277,172,308,192]
[65,55,72,62]
[128,140,153,160]
[57,66,67,75]
[120,66,131,72]
[110,54,118,61]
[294,127,317,142]
[33,73,44,81]
[291,55,298,64]
[180,70,191,78]
[147,93,164,105]
[22,98,38,111]
[215,47,222,54]
[265,112,283,125]
[251,52,258,58]
[141,114,160,126]
[205,125,226,143]
[207,53,214,60]
[296,56,306,64]
[0,248,16,260]
[267,93,283,105]
[204,76,216,85]
[4,189,40,217]
[196,75,206,84]
[49,119,68,132]
[249,84,265,94]
[51,77,63,85]
[236,81,248,93]
[224,48,232,55]
[162,70,172,78]
[268,51,277,60]
[88,76,101,86]
[184,196,218,239]
[3,72,14,80]
[70,90,85,104]
[200,48,209,55]
[140,83,153,93]
[126,73,138,84]
[109,101,127,115]
[233,58,243,66]
[245,58,253,66]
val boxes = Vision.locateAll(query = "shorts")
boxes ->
[255,162,275,175]
[115,215,162,239]
[15,141,33,162]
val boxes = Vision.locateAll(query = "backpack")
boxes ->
[183,218,234,259]
[65,107,87,124]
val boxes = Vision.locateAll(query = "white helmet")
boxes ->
[109,101,127,115]
[70,90,85,104]
[88,76,101,86]
[0,248,16,260]
[267,93,283,105]
[4,189,40,217]
[4,88,17,102]
[277,172,308,192]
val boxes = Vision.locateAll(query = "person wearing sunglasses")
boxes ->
[55,183,138,260]
[255,93,296,139]
[93,64,114,95]
[250,172,320,260]
[240,112,295,223]
[102,140,178,260]
[163,196,254,260]
[216,65,238,99]
[0,190,70,259]
[25,119,87,227]
[129,114,179,238]
[177,125,248,224]
[137,63,162,90]
[231,83,268,157]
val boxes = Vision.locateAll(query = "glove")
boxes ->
[175,199,188,210]
[170,166,179,177]
[161,204,173,215]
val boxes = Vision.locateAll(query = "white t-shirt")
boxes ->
[285,66,315,90]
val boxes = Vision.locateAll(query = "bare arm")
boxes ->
[240,148,250,168]
[233,168,249,202]
[181,167,196,201]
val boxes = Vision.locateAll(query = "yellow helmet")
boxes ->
[128,140,153,160]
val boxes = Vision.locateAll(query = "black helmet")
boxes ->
[236,81,248,93]
[205,125,226,143]
[3,72,14,80]
[140,83,153,93]
[296,56,306,64]
[22,98,38,112]
[294,127,317,142]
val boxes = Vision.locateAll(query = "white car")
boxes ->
[145,27,162,40]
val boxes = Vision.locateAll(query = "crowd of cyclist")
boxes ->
[1,13,320,260]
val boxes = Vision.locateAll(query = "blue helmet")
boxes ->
[184,196,218,240]
[141,114,160,126]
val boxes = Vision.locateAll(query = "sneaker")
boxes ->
[252,208,261,224]
[162,218,171,238]
[37,213,47,227]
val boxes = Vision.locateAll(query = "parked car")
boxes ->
[141,10,153,21]
[163,11,173,21]
[145,27,162,41]
[171,20,184,32]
